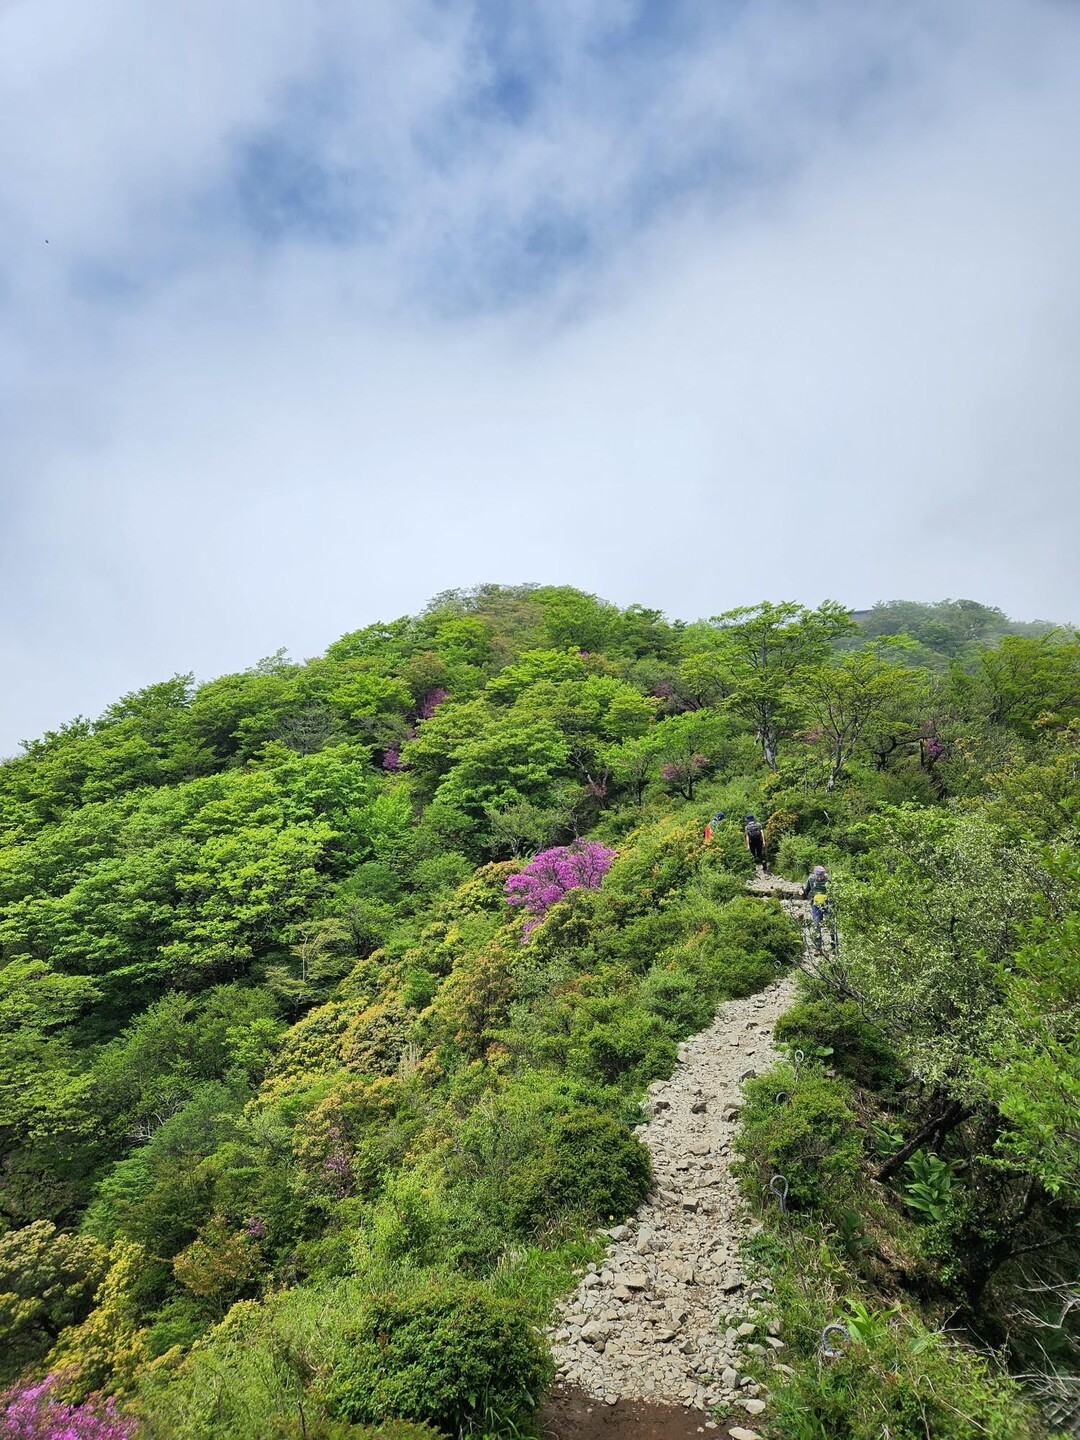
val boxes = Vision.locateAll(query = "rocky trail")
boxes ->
[543,874,807,1440]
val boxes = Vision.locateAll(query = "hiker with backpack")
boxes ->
[744,814,766,868]
[803,864,835,953]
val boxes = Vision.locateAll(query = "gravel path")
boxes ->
[548,876,806,1430]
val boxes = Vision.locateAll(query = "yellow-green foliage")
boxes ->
[265,1001,356,1093]
[48,1241,150,1399]
[172,1216,262,1310]
[426,944,516,1058]
[291,1076,410,1199]
[0,1221,107,1384]
[340,1000,413,1075]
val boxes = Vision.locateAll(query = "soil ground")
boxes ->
[539,1383,744,1440]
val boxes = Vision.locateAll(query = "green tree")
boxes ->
[428,715,572,851]
[978,851,1080,1203]
[970,632,1080,739]
[708,601,855,766]
[0,1220,107,1382]
[796,645,928,790]
[833,807,1054,1095]
[602,734,658,805]
[399,699,493,794]
[650,710,733,801]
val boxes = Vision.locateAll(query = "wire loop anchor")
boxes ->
[769,1173,789,1213]
[822,1323,851,1358]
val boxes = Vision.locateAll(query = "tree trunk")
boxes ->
[874,1099,971,1182]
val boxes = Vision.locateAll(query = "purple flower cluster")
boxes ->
[505,841,617,939]
[1,1377,136,1440]
[382,748,401,772]
[419,689,449,720]
[244,1216,266,1240]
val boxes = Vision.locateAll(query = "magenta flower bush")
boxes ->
[505,841,617,939]
[381,747,402,772]
[1,1376,136,1440]
[419,688,449,720]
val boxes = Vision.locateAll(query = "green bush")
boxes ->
[677,894,801,998]
[734,1066,864,1211]
[563,1000,677,1088]
[709,895,801,967]
[269,1421,445,1440]
[324,1279,551,1434]
[508,1109,652,1235]
[592,905,687,973]
[775,831,825,880]
[268,1422,444,1440]
[686,866,745,906]
[641,964,715,1035]
[774,995,901,1088]
[768,1319,1040,1440]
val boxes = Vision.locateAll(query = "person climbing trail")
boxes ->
[744,814,766,869]
[704,810,725,842]
[803,864,836,953]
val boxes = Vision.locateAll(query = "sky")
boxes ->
[2,0,1079,753]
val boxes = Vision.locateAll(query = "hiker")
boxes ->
[744,814,766,868]
[704,810,725,842]
[803,864,834,952]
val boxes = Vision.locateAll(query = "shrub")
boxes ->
[641,965,715,1035]
[508,1110,652,1235]
[775,831,824,880]
[505,841,616,938]
[0,1375,137,1439]
[710,896,801,969]
[592,904,687,974]
[268,1421,444,1440]
[563,1002,677,1089]
[774,996,901,1088]
[324,1279,551,1434]
[679,894,801,998]
[767,1318,1040,1440]
[735,1066,864,1211]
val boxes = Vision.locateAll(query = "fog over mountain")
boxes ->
[2,0,1079,752]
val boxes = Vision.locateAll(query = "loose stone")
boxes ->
[549,889,808,1417]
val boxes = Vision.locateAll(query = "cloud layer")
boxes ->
[2,1,1079,751]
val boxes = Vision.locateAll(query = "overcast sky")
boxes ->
[2,1,1079,753]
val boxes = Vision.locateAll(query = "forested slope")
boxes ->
[0,586,1077,1439]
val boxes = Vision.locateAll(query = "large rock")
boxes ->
[611,1271,648,1290]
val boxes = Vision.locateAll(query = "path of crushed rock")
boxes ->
[547,876,806,1434]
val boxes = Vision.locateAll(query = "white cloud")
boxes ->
[2,1,1079,750]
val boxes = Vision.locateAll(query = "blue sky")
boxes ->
[2,1,1080,750]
